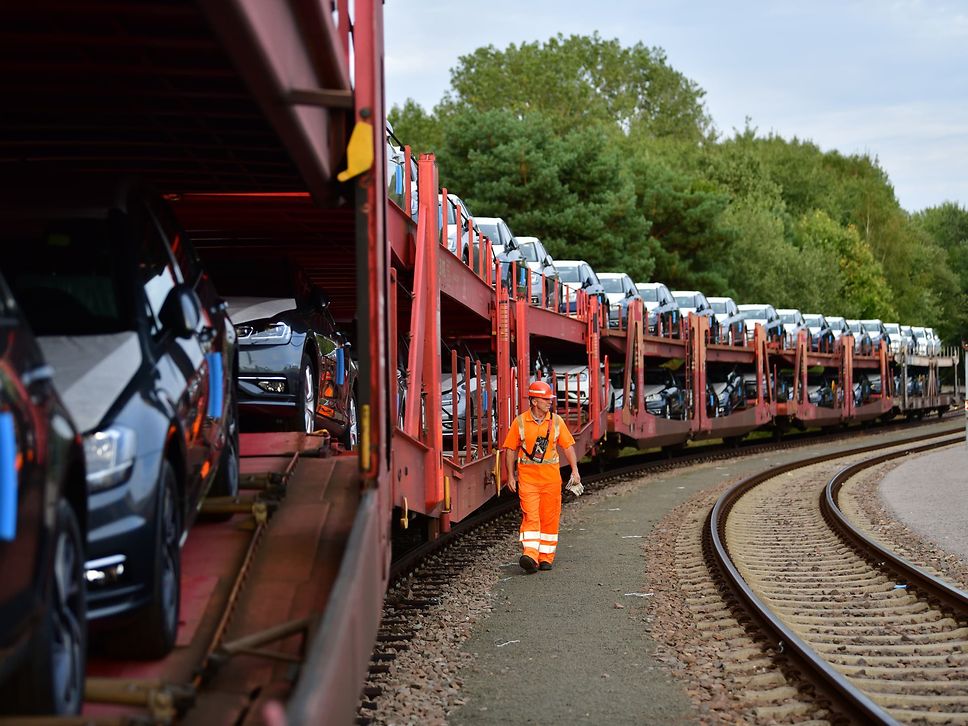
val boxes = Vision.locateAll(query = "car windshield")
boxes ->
[673,294,694,307]
[3,217,135,335]
[913,329,926,338]
[739,306,769,319]
[478,222,499,244]
[710,301,729,314]
[779,313,800,324]
[848,322,862,332]
[557,265,582,283]
[803,315,823,326]
[518,242,539,263]
[637,286,658,302]
[861,320,880,329]
[884,323,900,334]
[600,278,626,293]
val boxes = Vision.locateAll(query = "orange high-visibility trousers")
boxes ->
[518,475,561,565]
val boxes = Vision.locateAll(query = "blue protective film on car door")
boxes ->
[394,163,404,195]
[206,352,224,420]
[336,347,345,387]
[0,412,17,542]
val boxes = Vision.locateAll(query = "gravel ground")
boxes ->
[839,442,968,591]
[358,419,963,724]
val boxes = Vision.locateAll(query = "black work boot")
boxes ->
[539,562,553,571]
[519,555,538,573]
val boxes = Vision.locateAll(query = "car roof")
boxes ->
[555,260,586,267]
[516,236,541,245]
[775,308,802,315]
[706,296,734,304]
[597,272,628,279]
[475,216,505,225]
[671,289,700,296]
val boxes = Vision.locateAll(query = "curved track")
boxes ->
[709,427,968,724]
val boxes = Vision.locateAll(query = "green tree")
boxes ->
[438,33,711,142]
[387,98,443,157]
[435,109,653,280]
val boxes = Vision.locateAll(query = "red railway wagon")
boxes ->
[386,151,607,532]
[0,1,391,723]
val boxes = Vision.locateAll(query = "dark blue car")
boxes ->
[0,272,87,714]
[2,179,238,658]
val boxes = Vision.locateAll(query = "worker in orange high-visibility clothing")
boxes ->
[503,381,581,573]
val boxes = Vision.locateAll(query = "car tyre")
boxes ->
[209,394,239,499]
[341,393,358,451]
[294,355,317,434]
[0,499,86,715]
[110,461,181,659]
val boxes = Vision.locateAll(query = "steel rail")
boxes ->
[707,427,965,725]
[823,449,968,610]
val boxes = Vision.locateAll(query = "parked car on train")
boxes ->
[883,323,904,354]
[440,193,484,268]
[643,367,686,419]
[826,316,849,344]
[555,260,609,315]
[554,362,609,411]
[860,319,891,351]
[898,325,916,355]
[925,327,942,355]
[635,282,680,337]
[736,304,783,343]
[707,370,745,417]
[845,320,874,355]
[910,326,931,356]
[776,309,808,348]
[802,314,835,352]
[671,290,715,330]
[598,272,642,328]
[707,296,745,345]
[0,273,87,715]
[204,258,358,445]
[440,342,496,449]
[515,236,560,304]
[2,179,239,658]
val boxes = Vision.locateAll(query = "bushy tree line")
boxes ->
[390,33,968,344]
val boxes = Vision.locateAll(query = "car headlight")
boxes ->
[236,321,292,345]
[83,426,137,492]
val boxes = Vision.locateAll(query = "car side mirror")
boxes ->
[581,279,591,289]
[626,289,635,298]
[159,284,201,339]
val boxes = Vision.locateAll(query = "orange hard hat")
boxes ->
[528,381,555,400]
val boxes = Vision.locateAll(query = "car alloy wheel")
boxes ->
[49,502,86,714]
[157,470,180,645]
[300,359,316,434]
[343,395,358,450]
[0,498,87,715]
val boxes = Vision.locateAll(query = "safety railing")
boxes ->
[444,349,496,463]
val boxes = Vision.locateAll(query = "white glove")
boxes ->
[565,474,584,497]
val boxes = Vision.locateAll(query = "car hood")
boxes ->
[38,332,142,434]
[604,292,626,305]
[643,383,666,397]
[227,297,298,324]
[642,301,660,312]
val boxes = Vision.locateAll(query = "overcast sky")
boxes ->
[384,0,968,213]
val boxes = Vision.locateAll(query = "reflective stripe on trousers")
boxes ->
[517,476,561,564]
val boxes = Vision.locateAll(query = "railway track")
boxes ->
[708,427,968,724]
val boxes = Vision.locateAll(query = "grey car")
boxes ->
[707,296,745,345]
[635,282,680,336]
